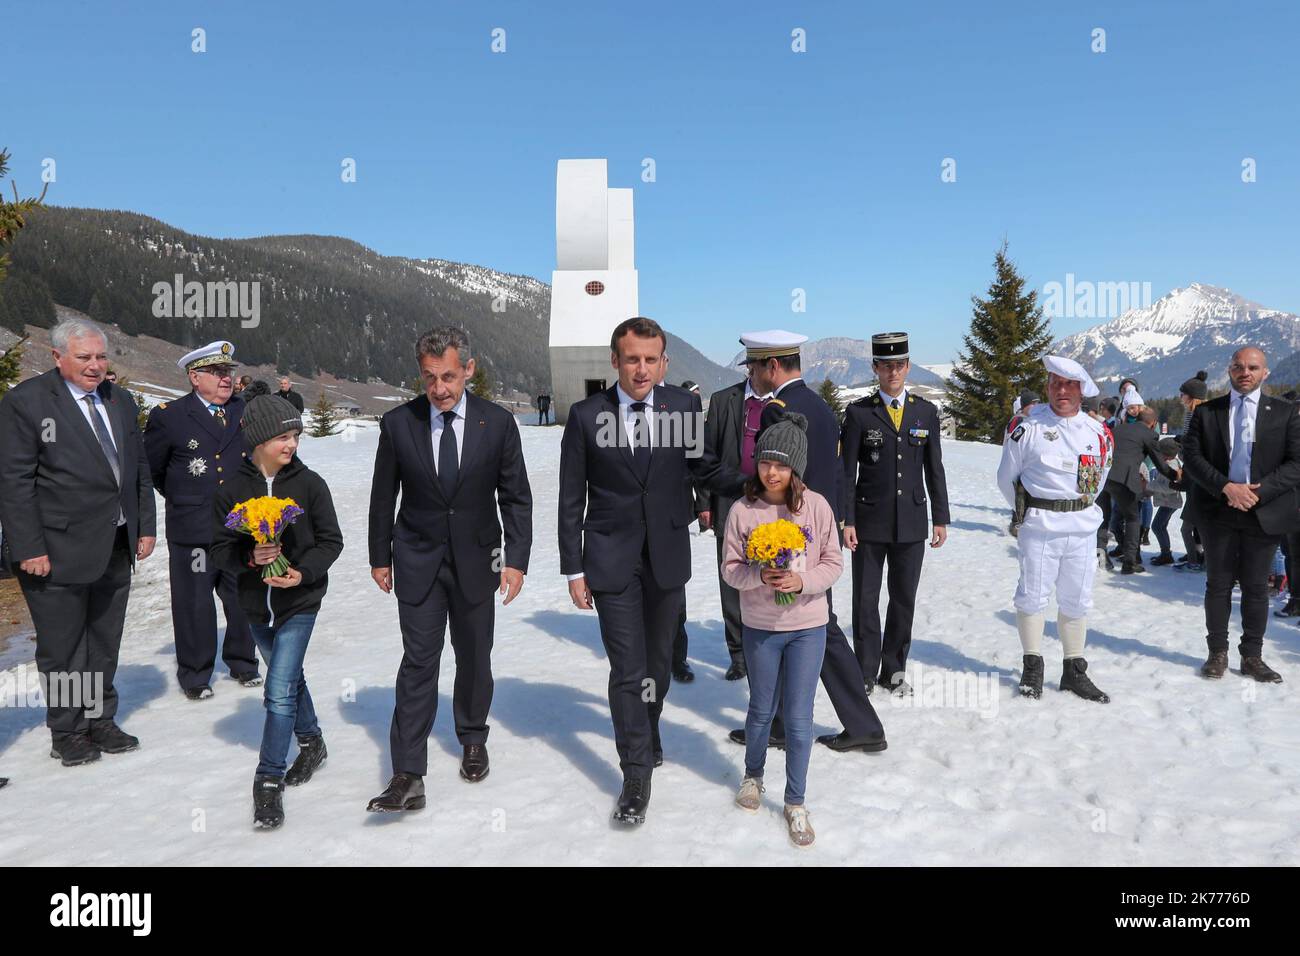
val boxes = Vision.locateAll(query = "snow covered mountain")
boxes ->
[1053,283,1300,397]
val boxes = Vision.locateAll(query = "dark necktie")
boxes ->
[439,409,459,496]
[212,404,227,428]
[630,401,652,481]
[83,395,120,486]
[741,396,766,475]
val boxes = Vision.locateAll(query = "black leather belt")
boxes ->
[1025,494,1093,513]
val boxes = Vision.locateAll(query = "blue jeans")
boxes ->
[742,624,827,806]
[1140,497,1153,529]
[1152,506,1176,554]
[249,613,320,778]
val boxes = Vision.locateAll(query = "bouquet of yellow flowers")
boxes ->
[744,517,814,605]
[224,496,305,579]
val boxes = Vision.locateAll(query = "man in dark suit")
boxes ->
[842,332,950,695]
[0,319,157,766]
[145,340,260,699]
[731,331,888,754]
[276,377,305,413]
[1182,346,1300,682]
[662,372,705,685]
[366,327,533,812]
[1104,407,1180,575]
[703,360,773,680]
[559,317,745,825]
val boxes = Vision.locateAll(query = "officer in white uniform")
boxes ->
[997,356,1114,702]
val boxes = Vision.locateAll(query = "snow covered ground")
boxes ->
[2,423,1298,866]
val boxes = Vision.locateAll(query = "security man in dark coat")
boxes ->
[145,341,260,700]
[732,330,887,754]
[1104,406,1179,574]
[841,332,950,695]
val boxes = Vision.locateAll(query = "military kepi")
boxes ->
[178,340,236,372]
[737,330,808,365]
[871,332,909,361]
[1042,354,1099,398]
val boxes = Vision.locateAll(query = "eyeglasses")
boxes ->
[196,367,235,379]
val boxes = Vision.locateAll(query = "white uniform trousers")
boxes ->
[1013,527,1097,619]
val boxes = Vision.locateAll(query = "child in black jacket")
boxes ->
[210,396,344,829]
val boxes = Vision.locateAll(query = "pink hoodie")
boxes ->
[720,488,843,632]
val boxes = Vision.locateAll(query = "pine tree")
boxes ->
[0,334,26,399]
[817,378,844,425]
[469,362,492,400]
[307,391,342,437]
[947,243,1054,443]
[0,148,49,289]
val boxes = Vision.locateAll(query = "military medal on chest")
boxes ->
[187,438,199,450]
[187,457,208,477]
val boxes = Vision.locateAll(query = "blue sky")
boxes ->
[4,0,1298,367]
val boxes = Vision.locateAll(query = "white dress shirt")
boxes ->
[430,389,468,476]
[65,379,117,451]
[615,383,655,454]
[878,385,909,408]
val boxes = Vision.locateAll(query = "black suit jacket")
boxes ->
[761,379,847,524]
[0,368,157,584]
[702,380,747,528]
[144,390,248,545]
[368,392,533,605]
[558,385,744,593]
[840,389,950,543]
[1104,421,1177,496]
[1182,392,1300,535]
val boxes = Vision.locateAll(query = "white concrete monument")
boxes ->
[548,159,638,422]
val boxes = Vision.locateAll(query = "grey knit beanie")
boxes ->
[755,410,809,480]
[242,394,303,448]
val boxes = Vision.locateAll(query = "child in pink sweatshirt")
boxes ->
[721,410,842,848]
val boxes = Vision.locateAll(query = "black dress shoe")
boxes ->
[727,728,786,750]
[724,661,747,681]
[367,772,426,812]
[460,744,490,782]
[671,662,695,683]
[816,730,888,753]
[50,733,101,767]
[231,671,263,688]
[612,776,651,826]
[88,721,139,754]
[184,685,213,701]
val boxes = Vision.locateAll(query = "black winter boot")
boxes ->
[253,775,285,829]
[285,734,327,787]
[1019,654,1044,699]
[1060,657,1110,703]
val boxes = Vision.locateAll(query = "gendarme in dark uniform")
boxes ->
[144,340,260,698]
[841,332,950,693]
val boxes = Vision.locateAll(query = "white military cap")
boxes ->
[1042,355,1099,398]
[178,340,236,372]
[737,330,808,365]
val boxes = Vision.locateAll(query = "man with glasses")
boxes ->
[145,341,261,700]
[841,332,950,696]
